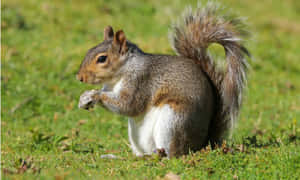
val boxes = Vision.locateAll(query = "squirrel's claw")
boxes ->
[78,89,101,110]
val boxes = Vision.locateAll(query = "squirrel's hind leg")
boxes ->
[153,104,210,158]
[128,104,208,158]
[128,105,176,157]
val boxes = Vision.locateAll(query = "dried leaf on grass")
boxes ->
[162,172,181,180]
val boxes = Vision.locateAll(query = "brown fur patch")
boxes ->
[152,87,188,113]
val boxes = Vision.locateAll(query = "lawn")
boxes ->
[1,0,300,179]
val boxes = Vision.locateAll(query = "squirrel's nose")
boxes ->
[76,74,84,82]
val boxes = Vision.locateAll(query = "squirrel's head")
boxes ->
[77,26,130,84]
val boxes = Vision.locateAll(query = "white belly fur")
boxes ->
[128,105,176,156]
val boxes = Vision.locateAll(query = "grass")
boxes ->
[1,0,300,179]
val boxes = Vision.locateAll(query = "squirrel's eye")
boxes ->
[96,55,107,63]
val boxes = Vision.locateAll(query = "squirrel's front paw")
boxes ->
[78,89,101,110]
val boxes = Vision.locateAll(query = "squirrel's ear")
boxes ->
[113,30,127,54]
[103,26,114,40]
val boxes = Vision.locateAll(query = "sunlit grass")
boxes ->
[2,0,300,179]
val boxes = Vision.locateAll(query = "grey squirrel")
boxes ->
[77,2,250,158]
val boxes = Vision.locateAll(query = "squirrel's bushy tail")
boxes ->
[170,2,250,145]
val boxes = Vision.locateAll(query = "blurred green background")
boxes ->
[2,0,299,179]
